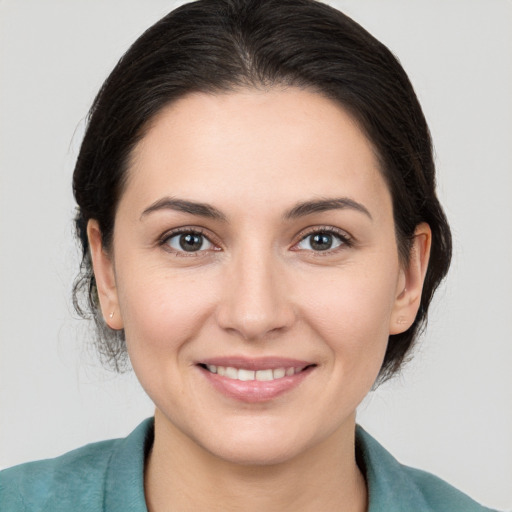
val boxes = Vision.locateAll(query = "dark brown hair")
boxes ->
[73,0,452,382]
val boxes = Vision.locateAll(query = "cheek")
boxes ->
[116,267,218,363]
[297,265,397,368]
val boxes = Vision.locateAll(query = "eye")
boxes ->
[295,230,349,252]
[165,231,214,253]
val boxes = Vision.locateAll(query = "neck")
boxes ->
[145,409,367,512]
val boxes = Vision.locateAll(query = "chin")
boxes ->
[195,419,322,467]
[209,437,303,467]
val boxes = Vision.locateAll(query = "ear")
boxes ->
[389,222,432,335]
[87,219,124,330]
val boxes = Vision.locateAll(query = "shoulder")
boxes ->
[0,418,153,512]
[0,438,119,511]
[401,465,498,512]
[356,426,500,512]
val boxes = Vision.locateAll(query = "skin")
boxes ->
[88,88,431,512]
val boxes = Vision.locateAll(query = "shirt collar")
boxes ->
[103,419,431,512]
[356,425,430,511]
[104,417,154,512]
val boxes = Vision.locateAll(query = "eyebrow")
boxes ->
[284,197,372,220]
[140,196,372,222]
[140,197,227,222]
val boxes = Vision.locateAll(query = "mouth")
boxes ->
[198,364,312,381]
[196,358,317,402]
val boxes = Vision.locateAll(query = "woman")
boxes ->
[0,1,503,510]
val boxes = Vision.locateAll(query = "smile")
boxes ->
[197,358,316,402]
[204,365,305,381]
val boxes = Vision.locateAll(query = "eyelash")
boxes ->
[159,228,220,257]
[158,226,353,256]
[293,226,353,255]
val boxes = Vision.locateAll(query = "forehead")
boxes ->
[124,88,390,218]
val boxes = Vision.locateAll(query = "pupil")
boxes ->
[311,233,332,251]
[180,233,202,251]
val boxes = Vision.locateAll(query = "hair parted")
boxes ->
[72,0,452,381]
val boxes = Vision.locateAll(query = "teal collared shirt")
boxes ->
[0,418,498,511]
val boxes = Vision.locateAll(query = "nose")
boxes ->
[215,248,296,341]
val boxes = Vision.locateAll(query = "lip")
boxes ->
[196,357,316,403]
[198,356,313,370]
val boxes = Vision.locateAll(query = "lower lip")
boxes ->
[199,366,314,403]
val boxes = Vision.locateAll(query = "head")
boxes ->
[73,0,451,389]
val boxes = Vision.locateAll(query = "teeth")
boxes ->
[225,367,238,379]
[256,369,273,381]
[205,365,305,381]
[273,368,286,379]
[238,369,255,381]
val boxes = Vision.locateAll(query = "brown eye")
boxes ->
[310,233,334,251]
[296,231,346,252]
[166,232,213,252]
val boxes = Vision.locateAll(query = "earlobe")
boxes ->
[87,220,123,330]
[390,223,432,334]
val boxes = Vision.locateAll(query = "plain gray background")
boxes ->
[0,1,511,509]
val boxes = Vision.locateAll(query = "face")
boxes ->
[90,88,429,465]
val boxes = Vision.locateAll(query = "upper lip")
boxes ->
[197,357,315,371]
